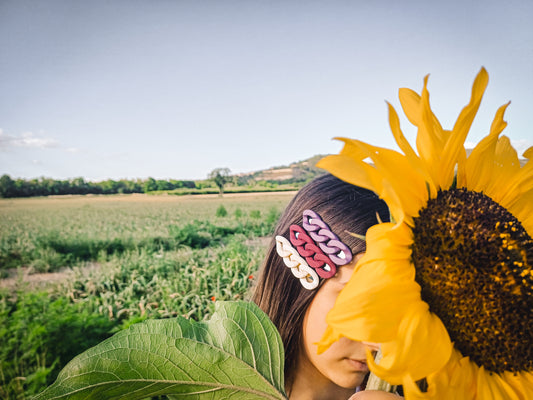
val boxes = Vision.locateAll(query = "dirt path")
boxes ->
[0,238,272,291]
[0,263,101,291]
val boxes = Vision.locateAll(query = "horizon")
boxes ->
[1,1,532,181]
[1,153,327,182]
[2,149,529,183]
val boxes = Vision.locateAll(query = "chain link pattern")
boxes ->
[302,209,353,265]
[275,235,320,290]
[289,224,337,278]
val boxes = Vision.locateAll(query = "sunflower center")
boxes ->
[411,188,533,373]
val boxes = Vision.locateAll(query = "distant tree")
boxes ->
[0,174,15,198]
[99,179,119,194]
[208,168,231,196]
[156,179,172,191]
[143,177,157,193]
[14,178,31,197]
[182,180,196,189]
[168,180,197,190]
[235,174,254,186]
[71,177,89,194]
[123,179,143,193]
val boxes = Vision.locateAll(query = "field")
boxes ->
[0,192,295,399]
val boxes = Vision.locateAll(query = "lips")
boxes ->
[345,357,370,372]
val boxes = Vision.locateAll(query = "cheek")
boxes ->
[303,303,328,346]
[303,291,337,349]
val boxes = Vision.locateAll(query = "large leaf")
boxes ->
[33,301,287,399]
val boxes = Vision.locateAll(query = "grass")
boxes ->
[0,192,293,273]
[0,192,294,399]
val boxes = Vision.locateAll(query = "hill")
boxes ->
[238,154,328,184]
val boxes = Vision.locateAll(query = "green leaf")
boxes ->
[33,301,287,400]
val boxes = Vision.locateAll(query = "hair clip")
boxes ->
[275,209,354,290]
[275,235,320,290]
[302,209,353,265]
[289,225,337,278]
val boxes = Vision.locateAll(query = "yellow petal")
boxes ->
[420,350,478,400]
[387,101,437,198]
[477,369,523,400]
[399,84,445,151]
[515,160,533,193]
[319,138,428,223]
[489,102,510,137]
[317,150,407,223]
[364,222,414,261]
[450,67,489,138]
[462,102,510,191]
[496,144,533,216]
[456,144,468,192]
[487,136,521,205]
[523,146,533,160]
[441,68,489,188]
[402,350,533,399]
[323,224,419,346]
[317,153,378,193]
[367,301,453,384]
[325,257,420,344]
[508,190,533,237]
[344,140,429,220]
[398,87,422,127]
[413,76,449,186]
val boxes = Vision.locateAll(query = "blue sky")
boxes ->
[1,0,532,181]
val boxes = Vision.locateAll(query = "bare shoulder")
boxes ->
[349,390,403,400]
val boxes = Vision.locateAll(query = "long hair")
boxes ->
[251,173,389,389]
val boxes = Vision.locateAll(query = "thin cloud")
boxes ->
[0,129,59,150]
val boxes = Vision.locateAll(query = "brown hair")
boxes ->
[251,173,389,389]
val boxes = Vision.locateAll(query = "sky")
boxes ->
[1,0,532,181]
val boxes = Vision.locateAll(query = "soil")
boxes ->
[0,238,272,291]
[0,263,101,291]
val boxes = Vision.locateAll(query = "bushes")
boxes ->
[0,291,116,398]
[215,204,228,217]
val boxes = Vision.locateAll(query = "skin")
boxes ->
[349,391,402,400]
[289,254,381,400]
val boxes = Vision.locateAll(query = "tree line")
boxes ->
[0,158,326,198]
[0,174,198,198]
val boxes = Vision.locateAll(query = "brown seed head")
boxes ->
[411,188,533,373]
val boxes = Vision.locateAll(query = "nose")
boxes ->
[362,341,380,352]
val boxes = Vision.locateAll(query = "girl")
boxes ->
[252,174,401,400]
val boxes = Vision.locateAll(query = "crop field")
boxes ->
[0,192,295,399]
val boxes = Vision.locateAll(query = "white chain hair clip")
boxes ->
[275,235,320,290]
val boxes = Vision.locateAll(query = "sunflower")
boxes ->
[316,68,533,399]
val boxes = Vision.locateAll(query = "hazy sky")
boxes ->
[1,0,532,181]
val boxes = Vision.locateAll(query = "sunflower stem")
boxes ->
[366,349,397,393]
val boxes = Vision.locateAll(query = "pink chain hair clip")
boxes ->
[275,209,354,289]
[289,225,337,278]
[302,209,353,265]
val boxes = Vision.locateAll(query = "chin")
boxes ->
[332,371,367,390]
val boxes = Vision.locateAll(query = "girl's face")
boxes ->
[301,253,375,390]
